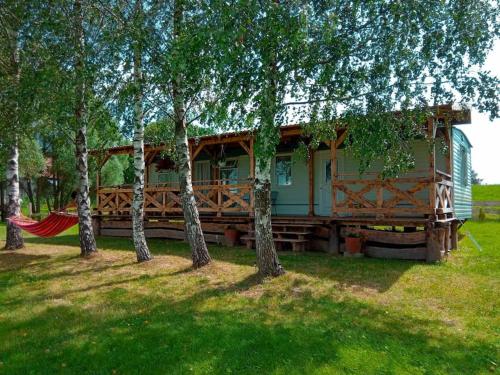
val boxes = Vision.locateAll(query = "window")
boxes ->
[276,155,292,186]
[194,161,210,184]
[325,161,331,183]
[220,159,238,184]
[460,146,468,186]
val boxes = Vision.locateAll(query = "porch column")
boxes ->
[330,130,347,217]
[249,138,255,217]
[308,147,314,216]
[96,171,100,212]
[428,118,436,219]
[330,140,337,217]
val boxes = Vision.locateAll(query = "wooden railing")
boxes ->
[97,179,253,216]
[333,176,432,217]
[333,173,454,219]
[97,175,453,220]
[434,171,454,218]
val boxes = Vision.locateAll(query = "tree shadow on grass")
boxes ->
[25,234,416,292]
[0,252,51,272]
[0,281,494,374]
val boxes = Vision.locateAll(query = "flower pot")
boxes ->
[224,228,240,246]
[345,236,363,254]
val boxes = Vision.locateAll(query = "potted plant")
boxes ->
[224,225,240,246]
[345,232,364,254]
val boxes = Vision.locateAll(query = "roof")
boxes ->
[90,105,471,157]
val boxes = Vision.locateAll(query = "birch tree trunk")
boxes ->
[131,0,152,263]
[5,141,24,250]
[254,131,284,277]
[253,28,285,277]
[172,0,211,269]
[74,0,97,257]
[4,25,23,249]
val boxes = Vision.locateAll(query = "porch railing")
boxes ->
[332,171,454,219]
[97,175,453,220]
[96,179,253,216]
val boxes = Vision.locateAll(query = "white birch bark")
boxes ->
[5,141,24,249]
[74,0,97,257]
[131,0,152,262]
[4,26,23,249]
[253,132,284,277]
[172,0,211,269]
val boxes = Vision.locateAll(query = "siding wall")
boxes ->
[146,136,454,217]
[452,128,473,219]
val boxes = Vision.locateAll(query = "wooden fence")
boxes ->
[97,180,253,217]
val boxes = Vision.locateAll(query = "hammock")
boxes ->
[8,212,79,238]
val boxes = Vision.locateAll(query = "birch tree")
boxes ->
[73,0,97,257]
[94,0,154,262]
[170,0,211,268]
[213,0,309,276]
[0,1,28,249]
[130,0,152,262]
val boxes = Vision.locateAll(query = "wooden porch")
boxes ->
[91,106,468,261]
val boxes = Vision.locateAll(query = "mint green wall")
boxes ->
[271,153,309,215]
[452,128,472,219]
[146,134,456,218]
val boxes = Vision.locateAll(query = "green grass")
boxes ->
[0,222,498,374]
[473,184,500,202]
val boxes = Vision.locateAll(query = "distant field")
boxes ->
[472,184,500,202]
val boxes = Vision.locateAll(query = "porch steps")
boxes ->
[241,222,316,252]
[240,236,310,252]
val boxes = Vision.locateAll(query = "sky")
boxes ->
[456,41,500,185]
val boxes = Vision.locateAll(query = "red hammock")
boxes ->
[8,212,79,238]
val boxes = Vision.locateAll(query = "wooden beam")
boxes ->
[98,153,112,169]
[239,141,250,155]
[145,150,159,165]
[335,129,348,148]
[192,142,205,161]
[308,148,314,216]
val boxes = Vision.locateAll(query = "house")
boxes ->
[90,105,472,261]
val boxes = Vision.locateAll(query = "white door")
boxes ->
[319,158,332,216]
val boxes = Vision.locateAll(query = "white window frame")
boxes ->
[275,154,293,186]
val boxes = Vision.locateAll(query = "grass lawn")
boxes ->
[0,222,498,374]
[473,184,500,202]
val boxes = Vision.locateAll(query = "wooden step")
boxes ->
[240,236,309,252]
[272,223,318,228]
[248,231,312,236]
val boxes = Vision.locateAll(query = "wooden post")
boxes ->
[328,223,339,254]
[217,179,222,217]
[331,140,337,217]
[443,222,451,253]
[426,223,445,262]
[249,137,255,217]
[308,147,314,216]
[450,220,459,250]
[96,171,100,213]
[427,118,436,219]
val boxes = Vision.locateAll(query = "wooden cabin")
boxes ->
[91,105,473,261]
